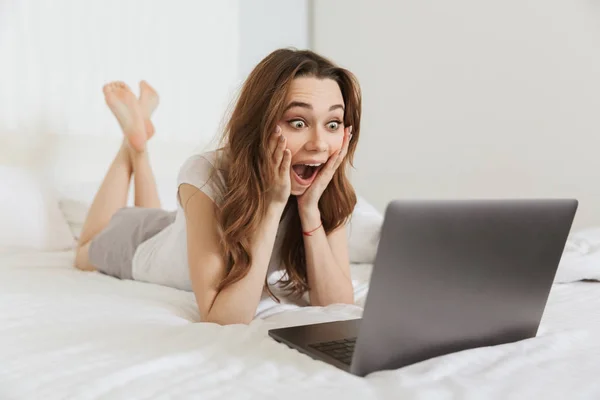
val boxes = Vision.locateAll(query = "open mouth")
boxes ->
[292,163,323,185]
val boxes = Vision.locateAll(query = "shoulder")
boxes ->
[178,150,226,175]
[177,150,229,205]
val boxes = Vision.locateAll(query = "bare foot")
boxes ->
[139,80,159,140]
[103,81,146,152]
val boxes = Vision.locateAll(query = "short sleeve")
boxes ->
[177,151,227,206]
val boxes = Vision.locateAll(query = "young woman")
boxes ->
[74,48,362,325]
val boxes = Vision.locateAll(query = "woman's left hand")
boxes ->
[297,126,352,215]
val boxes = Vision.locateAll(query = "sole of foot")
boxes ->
[103,81,147,152]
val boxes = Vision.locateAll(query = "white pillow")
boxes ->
[347,196,384,264]
[0,166,75,251]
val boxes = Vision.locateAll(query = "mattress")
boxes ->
[0,249,599,399]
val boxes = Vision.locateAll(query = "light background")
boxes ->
[1,0,598,228]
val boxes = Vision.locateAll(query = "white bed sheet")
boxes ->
[0,250,599,400]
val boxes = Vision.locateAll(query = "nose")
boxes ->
[304,126,328,153]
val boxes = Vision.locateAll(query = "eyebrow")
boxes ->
[284,101,345,112]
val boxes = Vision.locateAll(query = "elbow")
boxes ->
[334,294,355,306]
[200,312,253,326]
[340,295,355,306]
[312,292,355,307]
[196,298,255,325]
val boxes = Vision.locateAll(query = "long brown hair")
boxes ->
[216,48,361,300]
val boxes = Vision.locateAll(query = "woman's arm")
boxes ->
[179,126,291,325]
[179,184,285,325]
[300,208,354,306]
[296,127,354,306]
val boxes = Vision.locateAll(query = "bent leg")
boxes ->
[75,142,132,271]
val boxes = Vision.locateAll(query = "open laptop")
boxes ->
[268,199,578,376]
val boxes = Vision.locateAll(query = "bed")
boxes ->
[2,137,600,399]
[1,242,599,399]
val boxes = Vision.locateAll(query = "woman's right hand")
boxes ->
[268,125,291,206]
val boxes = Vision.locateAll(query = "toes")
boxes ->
[104,82,117,93]
[139,80,157,95]
[139,81,147,97]
[114,81,128,91]
[103,81,129,93]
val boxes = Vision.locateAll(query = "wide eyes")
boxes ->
[327,121,340,131]
[290,120,306,129]
[288,119,342,131]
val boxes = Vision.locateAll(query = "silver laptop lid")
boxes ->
[351,199,578,376]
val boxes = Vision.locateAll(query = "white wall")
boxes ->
[0,0,309,150]
[313,0,600,229]
[0,0,239,146]
[0,0,309,207]
[238,0,309,79]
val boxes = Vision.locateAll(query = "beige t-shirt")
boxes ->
[131,150,302,314]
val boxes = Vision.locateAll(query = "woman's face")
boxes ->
[279,77,345,196]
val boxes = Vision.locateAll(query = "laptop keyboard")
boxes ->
[308,337,357,365]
